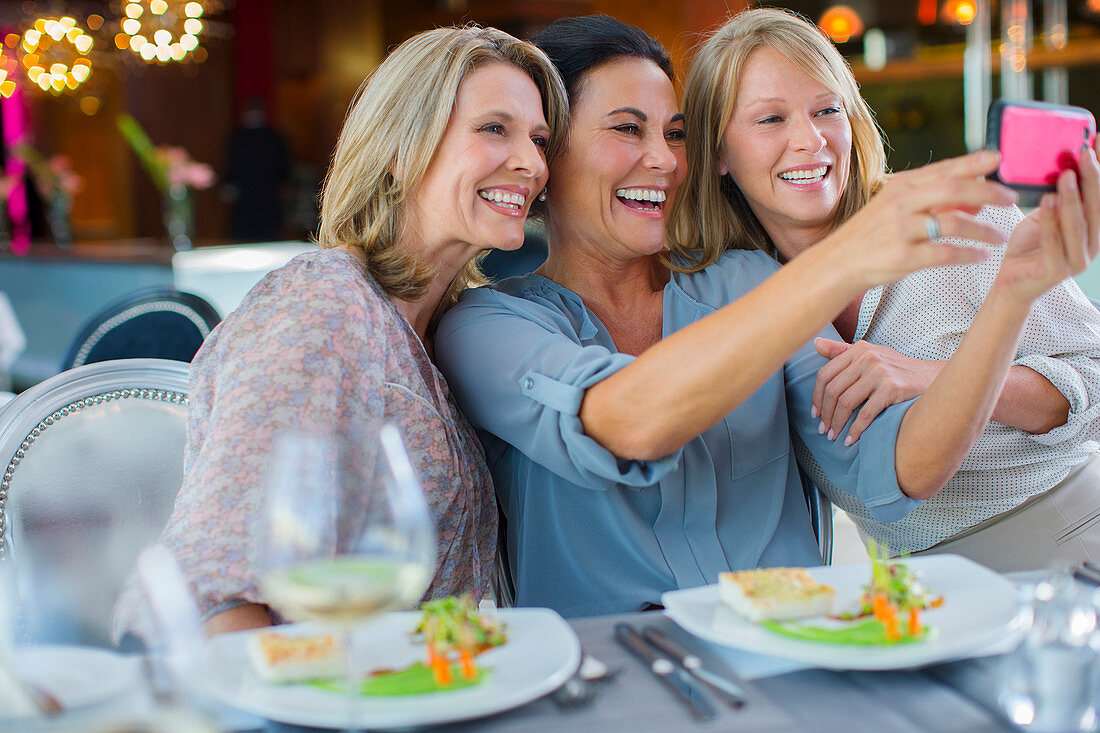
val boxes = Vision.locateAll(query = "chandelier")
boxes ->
[20,16,94,96]
[117,0,205,64]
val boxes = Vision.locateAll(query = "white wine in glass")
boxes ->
[257,425,436,730]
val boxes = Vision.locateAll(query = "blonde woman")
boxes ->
[672,8,1100,570]
[116,25,568,638]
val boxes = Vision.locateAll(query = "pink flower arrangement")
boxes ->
[9,144,84,201]
[43,155,84,198]
[156,145,215,191]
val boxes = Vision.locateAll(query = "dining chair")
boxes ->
[60,287,220,371]
[0,358,189,648]
[803,475,834,565]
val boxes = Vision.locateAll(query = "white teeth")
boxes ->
[614,188,666,202]
[478,190,526,208]
[778,166,828,182]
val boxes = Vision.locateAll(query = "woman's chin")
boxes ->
[484,230,527,253]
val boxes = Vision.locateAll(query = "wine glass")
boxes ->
[256,425,437,731]
[998,571,1100,732]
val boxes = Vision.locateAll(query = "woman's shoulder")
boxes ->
[671,248,780,306]
[440,274,588,337]
[240,248,390,320]
[204,249,395,357]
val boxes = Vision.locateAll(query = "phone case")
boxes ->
[987,99,1096,199]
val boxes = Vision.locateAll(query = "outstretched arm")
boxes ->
[581,151,1016,461]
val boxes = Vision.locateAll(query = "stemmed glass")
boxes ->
[256,425,437,731]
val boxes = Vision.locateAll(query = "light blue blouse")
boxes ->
[435,249,921,617]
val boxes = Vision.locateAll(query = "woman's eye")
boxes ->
[480,123,505,135]
[532,135,548,149]
[666,129,686,143]
[614,124,641,136]
[758,115,782,124]
[816,106,842,117]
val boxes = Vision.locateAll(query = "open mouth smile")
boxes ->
[615,187,666,212]
[478,188,528,217]
[777,165,829,186]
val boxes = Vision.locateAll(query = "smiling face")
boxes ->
[404,62,551,257]
[719,46,853,256]
[547,57,686,260]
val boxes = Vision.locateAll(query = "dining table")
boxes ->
[27,609,1018,733]
[9,563,1052,733]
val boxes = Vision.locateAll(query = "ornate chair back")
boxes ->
[0,359,189,647]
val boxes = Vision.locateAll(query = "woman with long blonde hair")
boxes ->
[672,8,1100,570]
[116,25,568,637]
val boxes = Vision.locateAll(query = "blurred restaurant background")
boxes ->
[1,0,1100,394]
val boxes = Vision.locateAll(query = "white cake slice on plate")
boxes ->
[718,567,835,622]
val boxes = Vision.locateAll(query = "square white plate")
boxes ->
[662,554,1023,670]
[198,607,580,729]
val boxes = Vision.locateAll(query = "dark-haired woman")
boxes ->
[434,16,1088,616]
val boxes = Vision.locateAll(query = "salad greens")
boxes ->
[413,595,506,685]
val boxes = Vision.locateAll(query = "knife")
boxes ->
[642,625,748,709]
[614,623,717,721]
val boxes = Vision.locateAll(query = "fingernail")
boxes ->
[811,405,819,419]
[1043,194,1056,209]
[827,429,836,441]
[818,420,826,434]
[844,435,855,446]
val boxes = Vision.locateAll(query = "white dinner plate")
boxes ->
[662,554,1023,671]
[0,645,141,721]
[198,607,581,729]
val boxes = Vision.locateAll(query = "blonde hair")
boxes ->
[317,25,568,309]
[668,8,887,270]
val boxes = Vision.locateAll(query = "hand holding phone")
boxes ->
[987,99,1096,205]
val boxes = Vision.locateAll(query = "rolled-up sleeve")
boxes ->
[1010,284,1100,447]
[784,325,923,523]
[436,289,681,491]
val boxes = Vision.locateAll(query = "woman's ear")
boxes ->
[718,159,729,177]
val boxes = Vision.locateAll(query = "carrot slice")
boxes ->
[908,607,922,637]
[460,649,477,680]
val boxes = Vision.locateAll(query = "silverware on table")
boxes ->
[642,625,747,709]
[551,653,618,709]
[614,623,717,722]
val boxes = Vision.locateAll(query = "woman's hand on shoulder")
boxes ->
[993,147,1100,305]
[811,338,942,445]
[823,150,1018,290]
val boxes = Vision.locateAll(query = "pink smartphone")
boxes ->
[987,99,1096,203]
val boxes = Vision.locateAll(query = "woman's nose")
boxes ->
[509,138,548,180]
[644,138,679,175]
[789,116,827,154]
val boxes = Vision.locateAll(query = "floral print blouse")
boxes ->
[118,249,496,631]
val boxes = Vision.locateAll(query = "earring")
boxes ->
[537,189,547,202]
